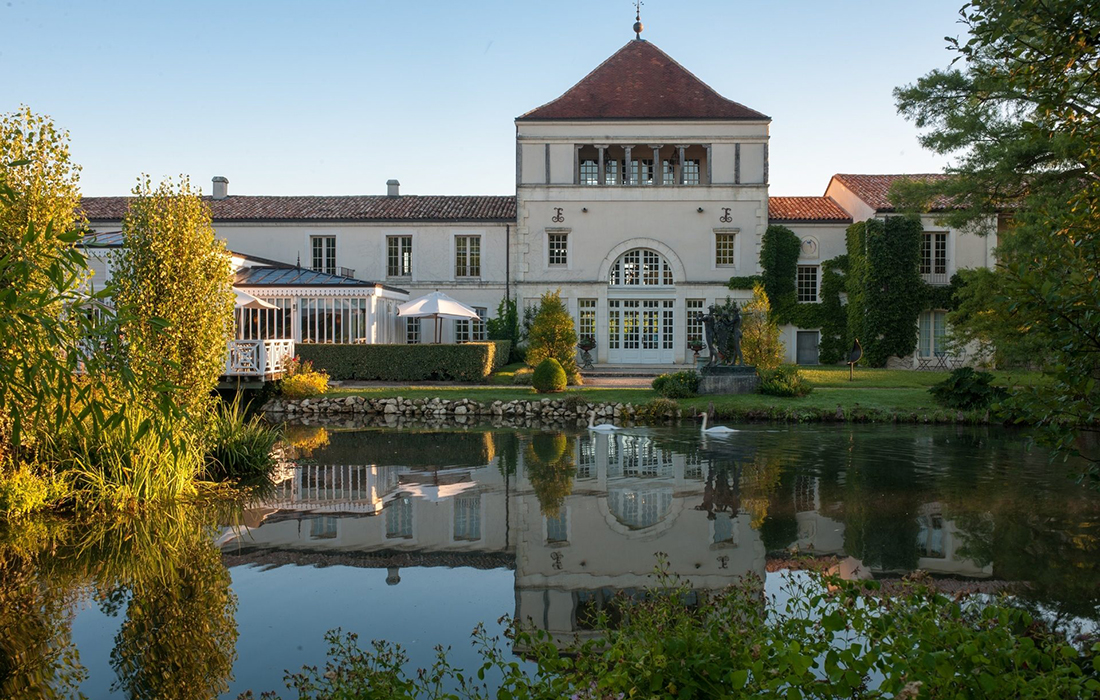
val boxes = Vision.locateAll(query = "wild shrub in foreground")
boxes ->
[929,366,1007,410]
[203,398,280,482]
[759,365,813,397]
[652,370,700,398]
[243,562,1100,700]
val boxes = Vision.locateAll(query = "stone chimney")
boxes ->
[212,176,229,200]
[386,179,400,197]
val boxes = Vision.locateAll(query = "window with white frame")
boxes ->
[715,233,736,267]
[387,236,412,277]
[609,248,674,286]
[919,310,947,357]
[921,232,948,275]
[453,495,481,541]
[455,235,481,278]
[454,318,470,343]
[682,159,701,185]
[406,317,421,344]
[299,297,370,343]
[578,298,596,342]
[310,236,336,275]
[686,299,705,351]
[474,307,487,341]
[631,159,655,185]
[236,297,293,340]
[548,232,568,266]
[580,159,599,185]
[603,159,619,185]
[797,265,819,303]
[661,160,676,185]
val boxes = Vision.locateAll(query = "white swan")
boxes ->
[701,413,737,435]
[587,411,620,432]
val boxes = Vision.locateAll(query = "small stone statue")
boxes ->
[703,302,745,367]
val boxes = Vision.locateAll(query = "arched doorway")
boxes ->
[606,248,675,364]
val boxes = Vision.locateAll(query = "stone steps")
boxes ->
[583,364,695,378]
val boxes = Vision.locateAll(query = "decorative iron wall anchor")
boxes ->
[719,207,732,223]
[551,207,565,223]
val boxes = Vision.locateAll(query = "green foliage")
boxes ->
[894,0,1100,480]
[741,282,785,370]
[759,225,801,309]
[525,290,579,382]
[930,367,1009,411]
[846,216,925,366]
[0,465,67,519]
[948,267,1046,368]
[652,371,700,399]
[296,341,510,382]
[251,564,1100,700]
[202,397,279,482]
[112,175,235,419]
[635,397,680,421]
[727,275,762,290]
[278,357,329,399]
[486,296,519,344]
[511,366,533,385]
[759,365,814,397]
[531,358,567,394]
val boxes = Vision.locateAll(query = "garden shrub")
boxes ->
[0,465,67,518]
[295,341,510,382]
[279,357,329,399]
[636,397,680,421]
[741,282,785,370]
[929,367,1008,410]
[525,290,579,383]
[759,365,813,397]
[512,367,533,385]
[561,393,590,413]
[652,371,700,398]
[532,358,567,394]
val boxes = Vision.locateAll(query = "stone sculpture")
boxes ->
[703,302,745,367]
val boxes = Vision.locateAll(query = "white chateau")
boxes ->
[82,32,996,368]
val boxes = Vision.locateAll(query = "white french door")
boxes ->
[607,299,674,364]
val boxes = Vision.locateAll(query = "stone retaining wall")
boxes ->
[263,396,658,424]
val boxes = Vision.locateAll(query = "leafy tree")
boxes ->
[894,0,1100,479]
[113,176,235,420]
[525,290,579,382]
[524,433,575,517]
[946,267,1048,367]
[486,296,518,344]
[740,282,784,370]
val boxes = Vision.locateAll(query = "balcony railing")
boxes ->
[921,271,951,285]
[225,338,295,378]
[338,266,356,278]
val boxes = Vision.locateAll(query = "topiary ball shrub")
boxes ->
[929,367,1008,410]
[758,365,813,397]
[532,358,567,393]
[652,370,700,398]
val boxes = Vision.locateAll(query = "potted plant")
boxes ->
[687,336,705,360]
[577,335,596,369]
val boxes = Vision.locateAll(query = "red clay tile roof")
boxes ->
[768,196,852,223]
[830,174,953,212]
[80,195,517,223]
[518,40,767,121]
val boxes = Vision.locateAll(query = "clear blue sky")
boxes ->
[1,0,966,198]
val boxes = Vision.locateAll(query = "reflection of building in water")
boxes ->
[789,477,992,579]
[514,433,766,643]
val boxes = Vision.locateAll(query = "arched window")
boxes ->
[608,248,674,286]
[607,487,674,530]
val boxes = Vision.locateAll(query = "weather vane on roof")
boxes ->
[633,0,644,40]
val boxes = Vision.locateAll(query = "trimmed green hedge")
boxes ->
[296,341,511,382]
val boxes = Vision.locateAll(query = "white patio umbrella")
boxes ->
[234,288,278,310]
[397,291,479,343]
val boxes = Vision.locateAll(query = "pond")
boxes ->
[3,422,1098,698]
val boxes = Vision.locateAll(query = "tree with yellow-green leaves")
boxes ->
[740,283,784,370]
[112,176,235,420]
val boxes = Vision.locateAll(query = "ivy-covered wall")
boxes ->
[734,221,964,367]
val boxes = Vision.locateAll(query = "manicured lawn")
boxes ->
[320,366,1043,422]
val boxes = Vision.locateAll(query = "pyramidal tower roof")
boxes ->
[517,39,768,122]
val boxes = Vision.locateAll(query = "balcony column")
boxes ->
[574,145,581,185]
[650,145,663,185]
[597,145,607,186]
[624,146,633,185]
[705,144,713,185]
[676,145,688,185]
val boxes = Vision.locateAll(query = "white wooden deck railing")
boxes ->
[225,338,295,378]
